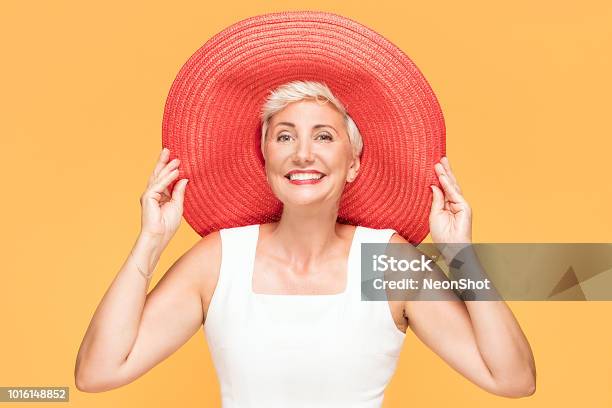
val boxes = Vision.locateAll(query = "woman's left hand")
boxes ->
[429,156,472,254]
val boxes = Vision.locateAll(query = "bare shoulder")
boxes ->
[388,231,424,256]
[389,231,411,246]
[157,230,220,285]
[164,231,221,321]
[189,231,222,319]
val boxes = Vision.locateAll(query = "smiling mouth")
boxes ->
[285,173,326,181]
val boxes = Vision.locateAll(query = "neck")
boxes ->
[269,203,344,265]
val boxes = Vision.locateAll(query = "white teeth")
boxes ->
[288,173,324,181]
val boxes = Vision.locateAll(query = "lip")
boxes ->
[284,169,326,185]
[285,169,325,176]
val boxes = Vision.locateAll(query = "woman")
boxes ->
[75,80,535,405]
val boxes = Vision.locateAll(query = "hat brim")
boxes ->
[162,10,446,244]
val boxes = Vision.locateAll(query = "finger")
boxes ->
[154,158,181,184]
[438,172,464,203]
[155,147,171,173]
[440,156,455,181]
[441,156,452,171]
[148,148,170,184]
[158,157,180,175]
[171,179,189,206]
[436,160,462,195]
[151,168,180,193]
[430,185,445,213]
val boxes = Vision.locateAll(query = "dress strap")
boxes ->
[207,225,258,319]
[349,226,397,300]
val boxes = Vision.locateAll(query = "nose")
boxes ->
[292,135,314,163]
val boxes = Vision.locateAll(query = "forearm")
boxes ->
[464,300,535,393]
[75,233,164,382]
[445,247,536,395]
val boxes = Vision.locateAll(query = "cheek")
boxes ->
[263,149,280,167]
[263,156,283,183]
[265,142,289,160]
[322,149,351,171]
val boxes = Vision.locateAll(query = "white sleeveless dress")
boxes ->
[203,224,406,407]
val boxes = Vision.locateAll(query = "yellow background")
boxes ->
[2,0,611,406]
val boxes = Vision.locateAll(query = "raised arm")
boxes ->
[390,233,536,397]
[74,148,219,392]
[399,155,536,397]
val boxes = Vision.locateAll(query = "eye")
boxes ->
[276,133,292,142]
[316,133,333,141]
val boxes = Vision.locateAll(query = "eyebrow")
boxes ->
[274,122,337,133]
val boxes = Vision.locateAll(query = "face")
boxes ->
[262,99,360,207]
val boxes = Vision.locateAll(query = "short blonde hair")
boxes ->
[260,80,363,157]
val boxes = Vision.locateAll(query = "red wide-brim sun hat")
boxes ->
[162,10,445,245]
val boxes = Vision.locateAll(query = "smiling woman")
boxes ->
[259,82,361,208]
[75,10,535,407]
[198,83,410,403]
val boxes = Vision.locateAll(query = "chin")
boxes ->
[271,180,341,207]
[282,195,327,207]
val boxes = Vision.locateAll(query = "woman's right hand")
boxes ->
[139,147,189,245]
